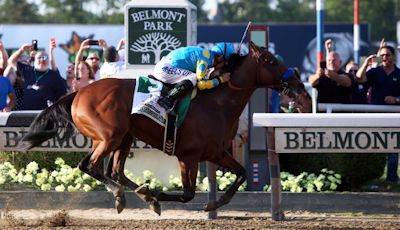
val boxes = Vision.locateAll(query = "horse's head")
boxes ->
[248,41,305,100]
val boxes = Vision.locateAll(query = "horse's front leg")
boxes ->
[153,158,198,203]
[204,151,246,211]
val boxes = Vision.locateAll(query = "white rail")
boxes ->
[318,103,400,113]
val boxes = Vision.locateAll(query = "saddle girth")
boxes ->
[163,113,177,155]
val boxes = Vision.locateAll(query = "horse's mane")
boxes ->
[224,53,246,73]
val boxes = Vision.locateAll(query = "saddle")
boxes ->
[131,75,194,155]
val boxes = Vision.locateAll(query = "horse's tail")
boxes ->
[21,92,78,151]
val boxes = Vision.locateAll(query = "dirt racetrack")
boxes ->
[0,208,399,229]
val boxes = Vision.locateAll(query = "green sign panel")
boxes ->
[128,7,187,65]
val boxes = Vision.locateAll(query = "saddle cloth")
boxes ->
[131,76,192,128]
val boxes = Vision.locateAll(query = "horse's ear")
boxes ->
[249,41,261,55]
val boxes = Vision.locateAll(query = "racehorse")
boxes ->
[21,41,310,215]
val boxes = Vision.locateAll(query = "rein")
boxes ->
[226,51,296,93]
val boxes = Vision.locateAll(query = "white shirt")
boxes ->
[100,60,125,79]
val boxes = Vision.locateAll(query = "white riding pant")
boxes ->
[153,57,197,87]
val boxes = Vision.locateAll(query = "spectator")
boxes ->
[346,60,368,104]
[75,39,107,80]
[72,61,94,91]
[49,37,58,71]
[356,44,400,184]
[0,40,8,75]
[0,76,16,112]
[2,41,28,111]
[116,38,125,62]
[308,51,352,104]
[4,59,27,111]
[65,62,75,94]
[99,45,125,79]
[8,43,67,110]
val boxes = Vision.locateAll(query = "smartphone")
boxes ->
[320,61,327,69]
[88,40,99,46]
[50,37,56,47]
[375,55,382,64]
[32,39,38,51]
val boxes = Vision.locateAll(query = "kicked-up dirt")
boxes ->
[0,208,399,229]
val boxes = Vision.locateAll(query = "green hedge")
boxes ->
[0,151,86,171]
[279,153,386,190]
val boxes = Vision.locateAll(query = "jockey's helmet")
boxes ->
[211,42,235,60]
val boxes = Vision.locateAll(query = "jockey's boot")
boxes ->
[158,80,193,112]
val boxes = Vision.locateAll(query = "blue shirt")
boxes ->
[167,46,218,90]
[0,77,14,110]
[366,65,400,105]
[17,62,67,110]
[167,46,214,72]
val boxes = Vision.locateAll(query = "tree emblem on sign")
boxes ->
[130,32,181,64]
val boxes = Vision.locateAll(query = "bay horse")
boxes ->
[21,42,309,215]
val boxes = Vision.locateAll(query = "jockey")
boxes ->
[154,42,235,112]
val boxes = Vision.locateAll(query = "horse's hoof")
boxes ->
[149,199,161,216]
[203,201,218,212]
[115,195,126,214]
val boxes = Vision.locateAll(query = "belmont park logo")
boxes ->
[128,7,188,65]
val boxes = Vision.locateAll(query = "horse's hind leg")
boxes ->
[78,140,126,213]
[105,134,161,215]
[204,151,246,211]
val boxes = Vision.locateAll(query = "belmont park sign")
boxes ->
[125,0,196,66]
[275,128,400,153]
[127,7,188,64]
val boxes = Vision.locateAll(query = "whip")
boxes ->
[237,21,252,54]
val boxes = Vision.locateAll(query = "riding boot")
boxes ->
[158,80,194,112]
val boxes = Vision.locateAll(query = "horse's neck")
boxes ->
[218,60,256,121]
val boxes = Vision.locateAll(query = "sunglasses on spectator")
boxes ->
[88,57,100,61]
[37,56,48,61]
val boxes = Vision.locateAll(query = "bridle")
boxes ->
[228,50,296,95]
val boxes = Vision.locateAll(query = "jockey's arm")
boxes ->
[196,60,228,90]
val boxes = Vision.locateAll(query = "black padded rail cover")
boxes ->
[5,113,37,127]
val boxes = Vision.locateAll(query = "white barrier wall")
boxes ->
[0,111,180,185]
[253,113,400,153]
[252,112,400,220]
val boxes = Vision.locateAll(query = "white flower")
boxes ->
[35,177,46,186]
[50,171,59,178]
[55,184,65,192]
[0,176,6,185]
[67,185,77,192]
[41,183,52,191]
[23,174,33,183]
[26,161,39,174]
[143,170,153,180]
[55,157,65,166]
[83,184,92,192]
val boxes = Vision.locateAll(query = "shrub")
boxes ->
[263,168,342,192]
[280,153,385,190]
[0,151,86,171]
